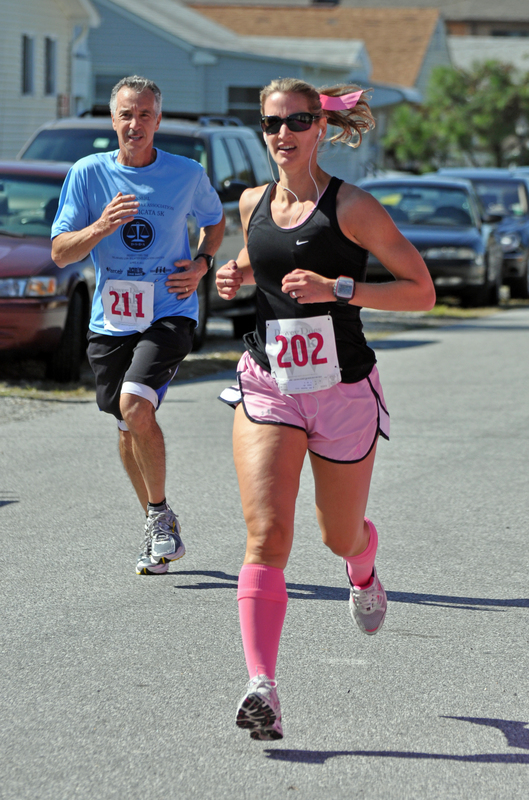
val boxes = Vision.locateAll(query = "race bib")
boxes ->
[266,315,341,394]
[102,279,154,333]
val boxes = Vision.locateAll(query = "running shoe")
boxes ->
[236,675,283,741]
[136,505,184,575]
[346,564,387,635]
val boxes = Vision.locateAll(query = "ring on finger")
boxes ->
[291,291,297,298]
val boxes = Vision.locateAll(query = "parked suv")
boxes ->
[18,113,271,346]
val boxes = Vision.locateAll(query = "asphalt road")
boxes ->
[1,307,528,799]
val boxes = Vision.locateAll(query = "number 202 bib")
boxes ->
[265,314,341,394]
[102,279,154,333]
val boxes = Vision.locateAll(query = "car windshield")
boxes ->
[367,185,475,227]
[0,174,63,237]
[472,180,527,217]
[21,128,208,169]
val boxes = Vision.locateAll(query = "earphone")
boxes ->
[317,130,322,139]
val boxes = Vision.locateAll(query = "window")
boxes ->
[228,87,261,128]
[45,38,57,95]
[224,138,253,185]
[210,138,234,190]
[21,35,34,95]
[95,75,124,107]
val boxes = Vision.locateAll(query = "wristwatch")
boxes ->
[333,276,355,305]
[194,253,214,270]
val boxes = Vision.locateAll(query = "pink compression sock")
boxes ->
[237,564,288,680]
[344,518,379,588]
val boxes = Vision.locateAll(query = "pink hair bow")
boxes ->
[319,90,363,111]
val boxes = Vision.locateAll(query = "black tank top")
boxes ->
[244,176,376,383]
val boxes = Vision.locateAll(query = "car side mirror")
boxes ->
[219,179,249,202]
[481,213,504,224]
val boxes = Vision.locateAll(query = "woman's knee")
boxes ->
[244,519,293,565]
[321,521,369,559]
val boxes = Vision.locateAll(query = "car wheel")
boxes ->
[232,313,256,339]
[191,275,209,352]
[46,291,85,382]
[462,263,501,308]
[508,257,529,299]
[487,270,501,307]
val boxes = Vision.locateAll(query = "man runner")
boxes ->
[51,75,225,574]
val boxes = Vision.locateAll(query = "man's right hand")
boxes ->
[52,192,139,268]
[95,192,139,236]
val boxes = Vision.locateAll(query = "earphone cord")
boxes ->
[265,131,322,228]
[286,392,319,420]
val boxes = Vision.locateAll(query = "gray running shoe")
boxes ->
[346,564,387,635]
[136,505,184,575]
[236,675,283,741]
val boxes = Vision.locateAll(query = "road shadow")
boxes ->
[171,572,528,610]
[371,338,438,350]
[263,749,529,764]
[0,492,19,509]
[264,716,529,764]
[443,322,529,332]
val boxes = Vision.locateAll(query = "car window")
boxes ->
[152,134,207,169]
[211,138,235,190]
[21,127,209,171]
[223,137,253,185]
[242,136,271,186]
[0,174,63,236]
[472,180,528,216]
[21,129,119,162]
[367,185,474,227]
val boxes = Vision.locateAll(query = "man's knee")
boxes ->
[120,391,157,433]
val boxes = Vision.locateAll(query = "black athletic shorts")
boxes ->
[87,316,195,423]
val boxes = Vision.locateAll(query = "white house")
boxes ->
[0,0,100,158]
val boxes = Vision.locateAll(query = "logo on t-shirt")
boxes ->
[120,219,155,251]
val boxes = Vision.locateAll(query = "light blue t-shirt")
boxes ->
[51,149,223,335]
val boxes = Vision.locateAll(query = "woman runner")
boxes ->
[216,78,435,740]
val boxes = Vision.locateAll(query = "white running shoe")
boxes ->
[236,675,283,741]
[136,505,184,575]
[346,564,387,635]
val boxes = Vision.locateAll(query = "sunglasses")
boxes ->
[260,112,320,135]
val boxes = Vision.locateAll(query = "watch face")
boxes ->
[336,278,354,298]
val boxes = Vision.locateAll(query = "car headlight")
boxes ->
[422,247,482,263]
[0,277,57,298]
[499,232,521,253]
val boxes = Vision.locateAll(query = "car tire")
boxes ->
[191,274,209,352]
[508,258,529,299]
[462,264,501,308]
[232,313,256,339]
[46,291,85,382]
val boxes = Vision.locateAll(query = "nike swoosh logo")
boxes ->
[296,239,309,245]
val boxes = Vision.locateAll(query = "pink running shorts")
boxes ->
[220,350,390,463]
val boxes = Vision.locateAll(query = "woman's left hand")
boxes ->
[282,269,335,304]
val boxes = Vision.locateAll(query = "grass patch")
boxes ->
[177,350,242,381]
[0,349,244,400]
[426,303,499,319]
